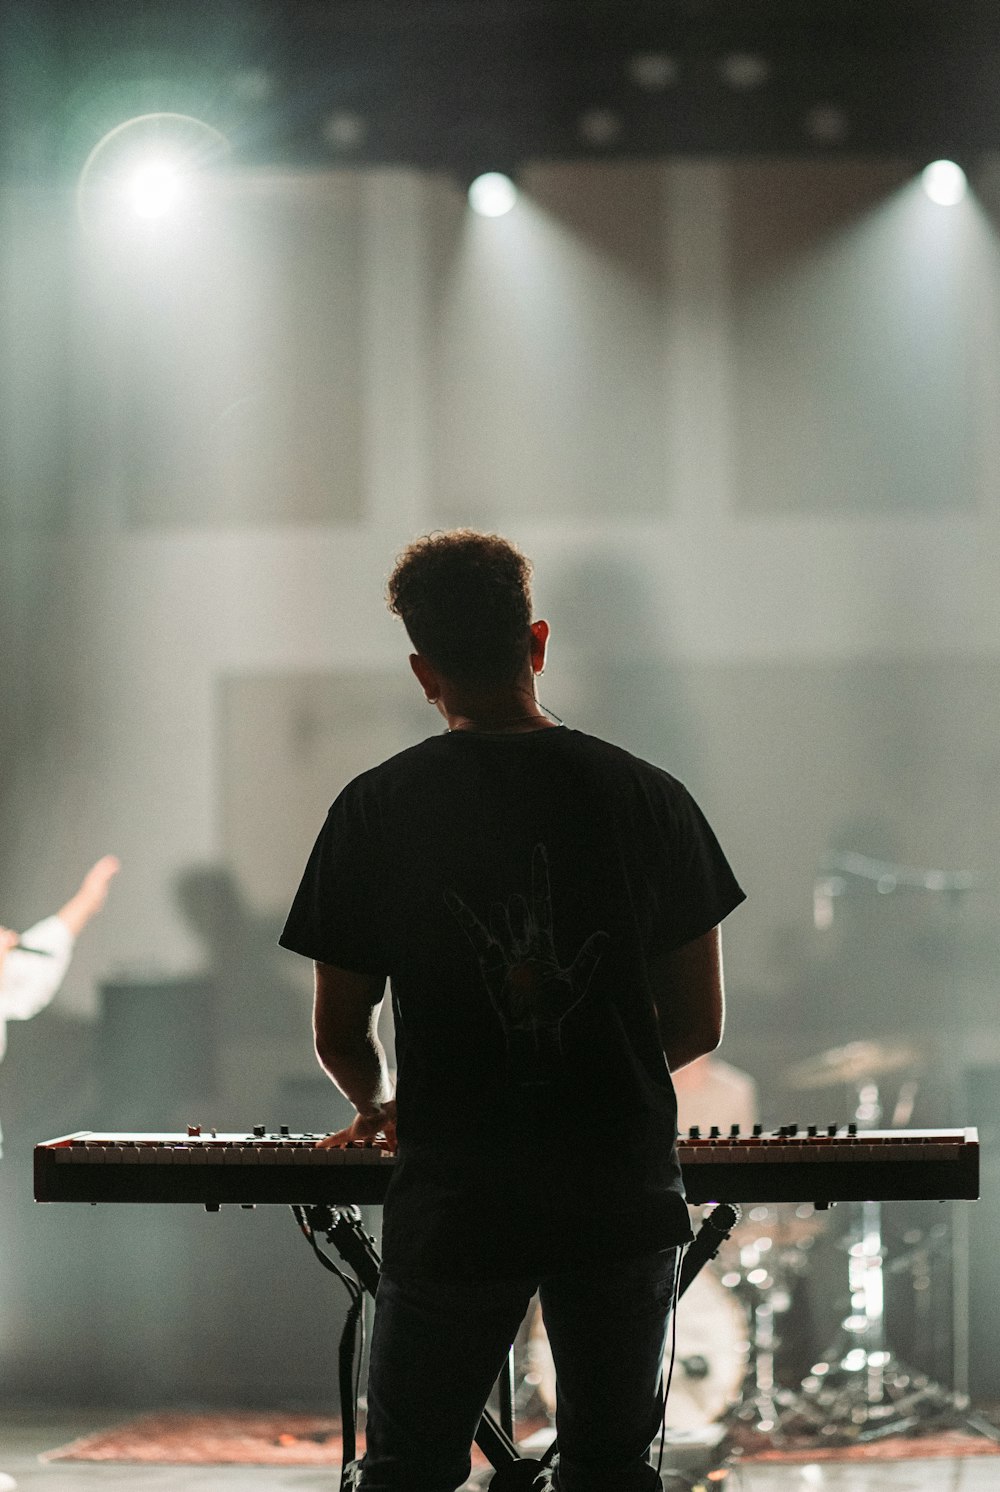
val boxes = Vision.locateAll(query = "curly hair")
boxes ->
[386,530,534,686]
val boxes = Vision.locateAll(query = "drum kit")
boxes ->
[518,1036,995,1460]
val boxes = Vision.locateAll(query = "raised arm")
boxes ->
[650,924,725,1074]
[55,855,120,938]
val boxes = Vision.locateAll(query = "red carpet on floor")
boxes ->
[42,1412,355,1466]
[41,1411,549,1468]
[41,1410,1000,1469]
[733,1426,1000,1462]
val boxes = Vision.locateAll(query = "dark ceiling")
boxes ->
[5,0,1000,179]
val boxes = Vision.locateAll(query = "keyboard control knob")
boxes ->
[253,1124,265,1138]
[187,1124,201,1137]
[848,1123,858,1136]
[807,1125,818,1137]
[709,1125,721,1138]
[753,1123,763,1136]
[730,1124,740,1137]
[280,1125,290,1136]
[688,1126,700,1138]
[827,1124,838,1136]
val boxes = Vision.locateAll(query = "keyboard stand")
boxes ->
[303,1204,531,1486]
[304,1201,740,1491]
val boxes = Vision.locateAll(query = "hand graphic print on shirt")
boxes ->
[445,843,609,1085]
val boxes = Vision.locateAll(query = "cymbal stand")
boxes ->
[793,1081,1000,1445]
[725,1227,830,1446]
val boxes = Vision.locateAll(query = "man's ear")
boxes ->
[409,653,441,702]
[529,619,550,675]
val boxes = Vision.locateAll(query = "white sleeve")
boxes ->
[0,915,76,1022]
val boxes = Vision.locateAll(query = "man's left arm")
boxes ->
[313,961,396,1149]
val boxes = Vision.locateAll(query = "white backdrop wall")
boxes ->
[2,154,999,1403]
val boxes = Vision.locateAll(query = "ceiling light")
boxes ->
[322,111,367,151]
[921,159,967,206]
[719,53,772,91]
[578,108,624,147]
[76,113,230,238]
[804,104,849,144]
[468,172,518,217]
[128,158,184,219]
[628,54,679,91]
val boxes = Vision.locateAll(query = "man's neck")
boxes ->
[446,709,558,734]
[441,680,557,734]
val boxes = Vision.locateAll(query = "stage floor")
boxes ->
[2,1407,999,1490]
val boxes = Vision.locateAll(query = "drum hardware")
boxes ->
[705,1047,993,1451]
[787,1076,1000,1447]
[794,1201,1000,1445]
[715,1205,831,1445]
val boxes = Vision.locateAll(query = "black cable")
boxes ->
[290,1206,367,1469]
[655,1205,742,1487]
[339,1290,365,1465]
[292,1205,363,1303]
[655,1245,685,1479]
[354,1295,366,1421]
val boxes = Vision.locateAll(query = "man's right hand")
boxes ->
[316,1099,397,1153]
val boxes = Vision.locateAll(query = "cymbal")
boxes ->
[785,1039,923,1090]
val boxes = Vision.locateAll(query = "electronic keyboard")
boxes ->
[33,1126,980,1207]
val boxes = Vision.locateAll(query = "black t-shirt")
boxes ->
[280,726,745,1279]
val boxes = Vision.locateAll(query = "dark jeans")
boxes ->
[359,1247,679,1492]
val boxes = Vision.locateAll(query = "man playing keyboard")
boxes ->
[280,530,745,1492]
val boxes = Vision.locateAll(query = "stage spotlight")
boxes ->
[77,113,229,237]
[322,110,367,151]
[468,172,518,217]
[128,159,184,220]
[921,159,967,206]
[719,53,772,91]
[804,103,849,144]
[578,107,624,147]
[628,53,679,91]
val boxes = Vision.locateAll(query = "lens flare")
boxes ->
[128,159,184,219]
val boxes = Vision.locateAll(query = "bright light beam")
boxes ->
[921,160,967,206]
[468,172,518,218]
[128,159,185,220]
[76,113,230,239]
